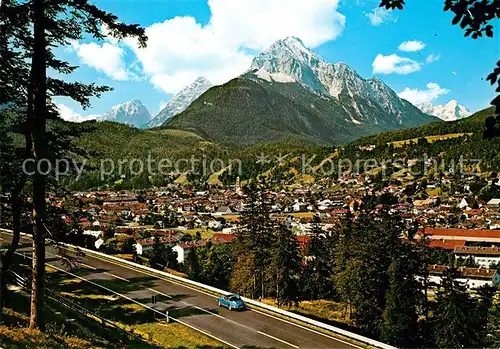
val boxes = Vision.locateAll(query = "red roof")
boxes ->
[427,239,466,250]
[296,235,310,246]
[423,227,500,239]
[212,233,236,243]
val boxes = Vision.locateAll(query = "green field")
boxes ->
[388,133,473,148]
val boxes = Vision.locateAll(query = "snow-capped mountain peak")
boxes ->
[148,77,213,128]
[417,100,471,121]
[249,37,423,124]
[98,99,152,128]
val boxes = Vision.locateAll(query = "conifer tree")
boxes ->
[381,252,421,348]
[235,179,275,299]
[302,215,334,300]
[433,267,481,348]
[272,224,301,307]
[1,0,147,330]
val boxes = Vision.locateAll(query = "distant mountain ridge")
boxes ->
[164,37,437,147]
[417,100,471,122]
[98,99,151,128]
[148,77,213,128]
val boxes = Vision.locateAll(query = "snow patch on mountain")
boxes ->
[98,99,152,128]
[418,100,471,121]
[248,36,424,125]
[149,77,213,127]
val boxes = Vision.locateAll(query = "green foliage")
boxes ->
[271,225,301,307]
[145,239,178,271]
[433,268,483,348]
[345,108,500,176]
[184,246,202,281]
[233,179,276,298]
[301,215,335,300]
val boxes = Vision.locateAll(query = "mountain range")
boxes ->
[84,36,475,147]
[147,77,213,128]
[97,99,151,128]
[417,100,471,122]
[164,37,437,147]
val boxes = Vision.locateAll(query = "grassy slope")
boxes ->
[75,121,218,162]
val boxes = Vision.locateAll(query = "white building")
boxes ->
[425,265,500,289]
[454,246,500,268]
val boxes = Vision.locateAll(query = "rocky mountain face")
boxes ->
[98,99,152,128]
[164,37,437,147]
[148,77,213,128]
[418,100,471,122]
[248,36,432,126]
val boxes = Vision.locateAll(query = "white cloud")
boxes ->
[73,42,130,81]
[425,53,440,63]
[398,82,449,105]
[398,40,426,52]
[372,54,421,75]
[125,0,346,94]
[364,7,397,26]
[56,103,100,123]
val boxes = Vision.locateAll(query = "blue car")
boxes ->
[217,294,246,311]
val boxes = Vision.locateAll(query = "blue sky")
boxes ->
[55,0,499,121]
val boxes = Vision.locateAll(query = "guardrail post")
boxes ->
[166,311,169,323]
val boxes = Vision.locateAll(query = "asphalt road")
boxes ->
[1,232,363,349]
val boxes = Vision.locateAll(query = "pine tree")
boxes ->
[19,0,146,330]
[272,224,301,307]
[147,238,177,271]
[185,246,202,281]
[235,179,275,299]
[381,253,421,348]
[0,0,32,314]
[433,267,481,348]
[474,284,496,348]
[302,215,334,300]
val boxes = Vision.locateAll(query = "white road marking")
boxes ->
[258,331,299,348]
[104,272,130,282]
[194,306,225,319]
[250,307,364,349]
[79,263,97,270]
[148,288,172,298]
[65,248,364,348]
[148,288,225,319]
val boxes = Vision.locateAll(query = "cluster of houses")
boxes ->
[66,173,500,289]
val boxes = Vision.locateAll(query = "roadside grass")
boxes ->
[261,298,351,325]
[0,308,96,349]
[112,304,227,349]
[0,286,140,349]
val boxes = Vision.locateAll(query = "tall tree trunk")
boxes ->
[29,0,47,332]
